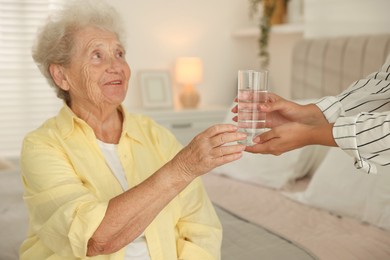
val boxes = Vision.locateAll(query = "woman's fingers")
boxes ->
[231,104,238,113]
[257,96,288,113]
[209,130,247,147]
[203,124,246,159]
[208,140,246,158]
[213,151,243,166]
[173,124,247,178]
[202,124,239,137]
[245,130,279,154]
[252,129,274,144]
[245,122,311,155]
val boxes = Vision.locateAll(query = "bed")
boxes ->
[1,33,390,260]
[205,33,390,260]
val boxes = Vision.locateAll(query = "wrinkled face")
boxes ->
[62,26,130,108]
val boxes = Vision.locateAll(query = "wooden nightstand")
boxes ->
[131,106,229,145]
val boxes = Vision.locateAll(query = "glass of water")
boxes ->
[237,70,269,146]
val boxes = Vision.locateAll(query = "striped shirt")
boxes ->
[316,54,390,174]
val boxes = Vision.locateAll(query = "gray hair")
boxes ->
[32,0,126,102]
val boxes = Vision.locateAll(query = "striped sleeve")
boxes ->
[315,55,390,174]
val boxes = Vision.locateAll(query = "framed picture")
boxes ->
[138,70,173,109]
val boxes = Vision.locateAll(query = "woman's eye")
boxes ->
[92,52,101,59]
[117,51,124,58]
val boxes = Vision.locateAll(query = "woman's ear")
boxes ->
[49,64,70,91]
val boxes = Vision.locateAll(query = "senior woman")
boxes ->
[20,1,246,259]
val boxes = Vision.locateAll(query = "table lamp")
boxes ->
[175,57,203,108]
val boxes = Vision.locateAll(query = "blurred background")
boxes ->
[1,0,390,156]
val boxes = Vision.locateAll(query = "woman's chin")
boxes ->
[102,91,127,105]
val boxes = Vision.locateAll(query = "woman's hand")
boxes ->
[245,122,337,155]
[171,124,246,181]
[245,122,314,155]
[232,93,327,128]
[230,93,336,155]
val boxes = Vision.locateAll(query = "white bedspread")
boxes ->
[215,205,316,259]
[203,173,390,260]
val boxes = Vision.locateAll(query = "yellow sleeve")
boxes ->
[21,135,108,257]
[176,178,222,260]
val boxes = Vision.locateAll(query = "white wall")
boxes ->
[109,0,258,109]
[268,32,303,99]
[109,0,390,108]
[305,0,390,38]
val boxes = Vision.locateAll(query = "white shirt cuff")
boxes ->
[315,96,344,123]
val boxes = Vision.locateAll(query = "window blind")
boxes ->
[0,0,64,157]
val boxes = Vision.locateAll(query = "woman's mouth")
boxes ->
[105,80,122,86]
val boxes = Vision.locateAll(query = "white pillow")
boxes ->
[213,100,329,189]
[214,149,302,189]
[286,147,390,230]
[213,144,328,189]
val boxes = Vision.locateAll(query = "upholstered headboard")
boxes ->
[290,34,390,99]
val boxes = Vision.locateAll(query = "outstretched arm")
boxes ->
[87,124,246,256]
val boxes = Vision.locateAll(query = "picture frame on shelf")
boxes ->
[138,70,173,109]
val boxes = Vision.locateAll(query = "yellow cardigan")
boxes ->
[20,104,221,260]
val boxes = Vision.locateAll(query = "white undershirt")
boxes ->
[97,140,151,260]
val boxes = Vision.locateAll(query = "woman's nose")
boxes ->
[106,56,123,73]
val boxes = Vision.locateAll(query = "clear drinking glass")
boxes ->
[237,70,269,146]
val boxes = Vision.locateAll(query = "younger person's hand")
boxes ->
[245,121,336,155]
[231,93,327,128]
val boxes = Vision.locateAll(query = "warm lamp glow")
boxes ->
[175,57,203,85]
[175,57,203,108]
